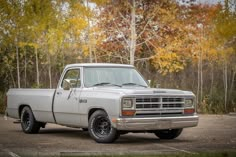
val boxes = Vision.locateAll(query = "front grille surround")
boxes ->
[135,96,184,116]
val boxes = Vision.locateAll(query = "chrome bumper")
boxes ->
[115,115,199,131]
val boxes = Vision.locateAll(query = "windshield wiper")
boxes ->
[92,82,121,87]
[122,83,147,88]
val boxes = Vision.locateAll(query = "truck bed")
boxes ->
[7,88,56,123]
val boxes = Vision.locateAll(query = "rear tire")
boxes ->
[20,106,40,134]
[88,110,119,143]
[154,129,183,139]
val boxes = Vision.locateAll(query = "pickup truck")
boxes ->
[6,63,199,143]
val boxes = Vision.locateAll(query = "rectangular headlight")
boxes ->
[122,98,135,109]
[184,99,194,108]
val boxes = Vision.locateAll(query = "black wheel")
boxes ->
[154,129,183,139]
[20,106,40,134]
[88,110,119,143]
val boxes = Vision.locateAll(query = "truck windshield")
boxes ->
[84,67,148,88]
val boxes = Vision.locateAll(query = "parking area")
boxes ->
[0,114,236,156]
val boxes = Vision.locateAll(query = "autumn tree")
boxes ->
[213,0,236,112]
[0,0,236,114]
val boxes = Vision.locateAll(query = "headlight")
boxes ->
[122,98,135,109]
[184,99,194,108]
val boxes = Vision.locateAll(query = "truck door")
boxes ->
[53,68,82,126]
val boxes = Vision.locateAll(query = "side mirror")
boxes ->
[63,80,71,90]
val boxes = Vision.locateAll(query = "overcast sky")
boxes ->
[197,0,223,4]
[178,0,224,6]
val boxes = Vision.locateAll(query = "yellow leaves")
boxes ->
[47,29,57,55]
[152,50,185,76]
[218,47,234,61]
[70,2,91,18]
[82,45,89,57]
[150,25,189,75]
[216,13,236,41]
[18,42,27,48]
[90,0,109,6]
[18,42,38,48]
[68,17,87,35]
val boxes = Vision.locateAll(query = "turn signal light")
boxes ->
[184,108,195,114]
[122,110,136,116]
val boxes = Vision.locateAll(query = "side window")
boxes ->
[61,69,80,89]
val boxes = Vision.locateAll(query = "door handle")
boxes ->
[57,92,62,95]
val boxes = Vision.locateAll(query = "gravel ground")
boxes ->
[0,114,236,156]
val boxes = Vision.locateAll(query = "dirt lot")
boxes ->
[0,114,236,157]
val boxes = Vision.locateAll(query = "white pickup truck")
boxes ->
[6,63,198,143]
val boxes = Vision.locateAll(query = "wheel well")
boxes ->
[18,105,30,118]
[88,108,105,120]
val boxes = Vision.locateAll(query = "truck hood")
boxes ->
[92,87,194,96]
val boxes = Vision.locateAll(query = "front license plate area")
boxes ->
[156,120,171,129]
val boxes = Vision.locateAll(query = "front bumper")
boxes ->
[115,115,199,131]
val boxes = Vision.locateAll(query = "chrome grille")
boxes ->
[136,98,160,103]
[136,104,160,109]
[162,104,183,108]
[135,97,184,116]
[162,98,183,102]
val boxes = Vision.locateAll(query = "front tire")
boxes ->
[88,110,119,143]
[20,106,40,134]
[154,129,183,139]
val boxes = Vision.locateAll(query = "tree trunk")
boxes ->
[35,47,40,87]
[7,64,16,88]
[223,61,228,113]
[24,47,27,88]
[15,37,20,88]
[210,63,214,98]
[86,0,92,63]
[200,44,203,104]
[197,54,200,105]
[229,69,235,108]
[48,53,52,89]
[62,47,65,72]
[93,51,97,63]
[130,0,136,65]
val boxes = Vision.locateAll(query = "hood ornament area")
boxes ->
[153,90,166,94]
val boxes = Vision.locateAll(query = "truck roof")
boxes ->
[65,63,134,69]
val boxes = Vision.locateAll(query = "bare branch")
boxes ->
[118,12,130,23]
[137,14,156,40]
[134,56,154,62]
[114,37,129,52]
[96,47,129,61]
[145,41,154,54]
[136,35,156,46]
[112,19,130,47]
[146,40,158,50]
